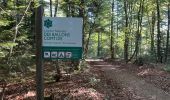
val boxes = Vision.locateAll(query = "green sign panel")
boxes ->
[42,17,83,60]
[42,47,82,60]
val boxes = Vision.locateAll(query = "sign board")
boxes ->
[42,17,83,60]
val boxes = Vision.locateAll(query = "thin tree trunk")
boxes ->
[97,32,100,57]
[8,1,32,71]
[84,12,98,57]
[116,0,119,55]
[79,0,86,58]
[50,0,52,17]
[135,0,144,59]
[129,3,133,57]
[165,4,170,62]
[9,0,19,57]
[123,0,129,62]
[110,0,114,59]
[54,0,58,17]
[156,0,162,63]
[66,0,71,17]
[128,0,144,62]
[71,1,75,17]
[151,12,156,52]
[30,1,35,47]
[84,22,95,56]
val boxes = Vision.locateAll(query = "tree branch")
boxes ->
[0,6,8,13]
[9,1,32,56]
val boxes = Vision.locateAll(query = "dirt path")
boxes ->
[3,59,170,99]
[87,59,170,100]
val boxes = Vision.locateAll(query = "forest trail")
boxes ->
[3,59,170,99]
[87,59,170,100]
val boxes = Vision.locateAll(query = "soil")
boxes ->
[1,59,170,100]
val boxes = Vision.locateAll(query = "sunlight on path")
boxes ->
[88,60,170,100]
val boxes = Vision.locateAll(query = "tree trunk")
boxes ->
[156,0,162,63]
[97,32,100,57]
[50,0,52,17]
[110,0,115,59]
[128,2,133,57]
[66,0,71,17]
[9,0,19,57]
[116,0,119,55]
[165,4,170,62]
[79,0,85,58]
[70,1,75,17]
[54,0,58,17]
[123,0,129,62]
[30,1,35,47]
[135,0,144,59]
[151,12,156,52]
[84,22,95,56]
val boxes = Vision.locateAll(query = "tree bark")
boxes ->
[128,0,144,62]
[110,0,115,59]
[79,0,86,59]
[54,0,58,17]
[165,4,170,62]
[156,0,162,63]
[97,31,101,57]
[66,0,71,17]
[135,0,144,59]
[30,1,35,47]
[84,22,95,56]
[50,0,53,17]
[123,0,129,62]
[151,12,156,52]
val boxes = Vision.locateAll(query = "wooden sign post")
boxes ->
[35,5,44,100]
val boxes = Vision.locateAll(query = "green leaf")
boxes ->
[0,42,18,49]
[16,35,28,41]
[0,51,5,57]
[0,19,11,26]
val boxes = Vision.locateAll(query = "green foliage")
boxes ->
[0,0,36,75]
[8,54,34,73]
[0,19,11,26]
[0,51,6,57]
[0,42,18,49]
[87,32,111,58]
[0,0,170,77]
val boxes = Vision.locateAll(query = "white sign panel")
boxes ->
[42,17,83,47]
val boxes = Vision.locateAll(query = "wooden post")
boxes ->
[35,6,44,100]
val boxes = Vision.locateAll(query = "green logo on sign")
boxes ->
[44,19,52,28]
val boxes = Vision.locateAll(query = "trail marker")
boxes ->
[42,17,83,60]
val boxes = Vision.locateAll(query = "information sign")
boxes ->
[42,17,83,59]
